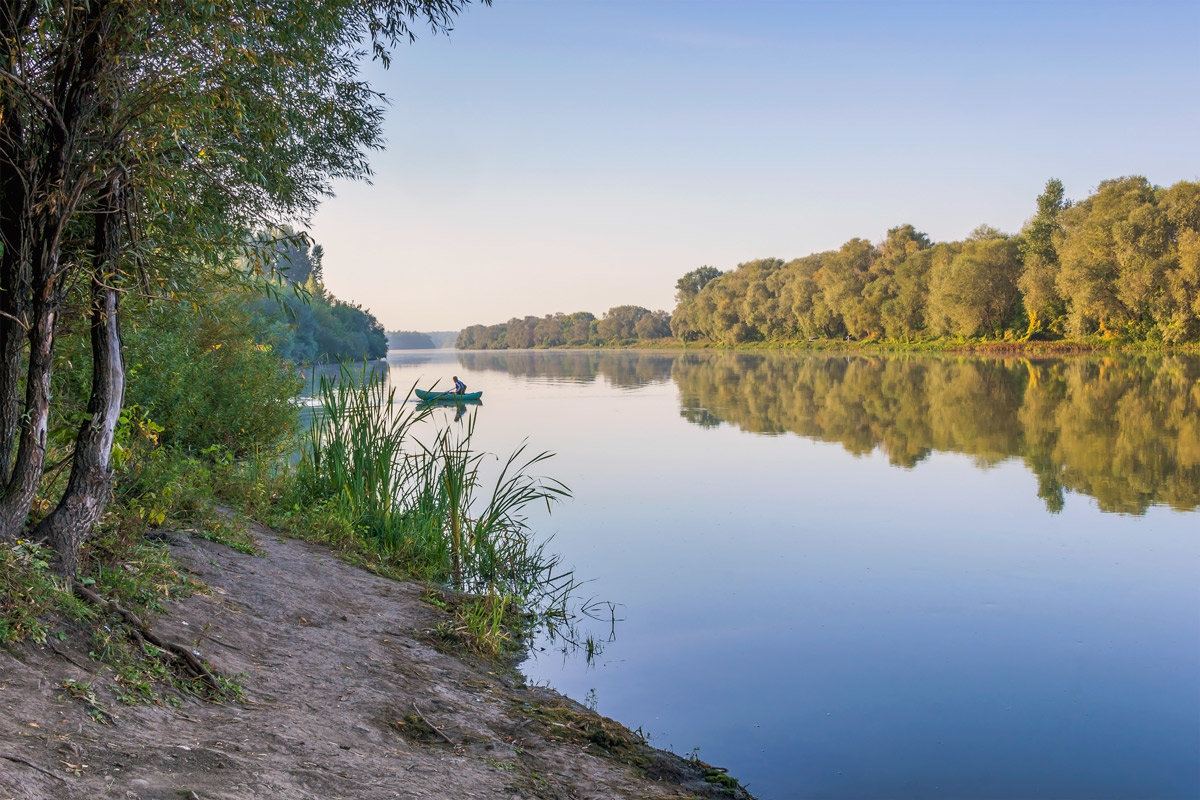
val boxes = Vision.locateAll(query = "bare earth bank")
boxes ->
[0,519,751,799]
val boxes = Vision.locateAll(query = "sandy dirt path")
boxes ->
[0,519,750,800]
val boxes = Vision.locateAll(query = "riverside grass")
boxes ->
[297,366,576,627]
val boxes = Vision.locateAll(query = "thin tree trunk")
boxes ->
[35,182,124,576]
[0,46,30,500]
[0,208,62,542]
[0,185,28,495]
[0,322,25,486]
[0,111,30,541]
[0,290,55,537]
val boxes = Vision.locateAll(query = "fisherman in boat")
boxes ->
[452,375,467,395]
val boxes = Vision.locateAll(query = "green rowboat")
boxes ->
[415,388,483,402]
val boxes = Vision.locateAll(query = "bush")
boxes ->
[122,291,302,456]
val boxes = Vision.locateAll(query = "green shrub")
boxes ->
[122,291,302,456]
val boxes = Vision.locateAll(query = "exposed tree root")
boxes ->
[71,581,229,697]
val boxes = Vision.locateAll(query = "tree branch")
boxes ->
[0,69,67,135]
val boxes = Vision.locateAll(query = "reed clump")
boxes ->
[295,366,575,622]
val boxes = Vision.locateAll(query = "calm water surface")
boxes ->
[379,349,1199,800]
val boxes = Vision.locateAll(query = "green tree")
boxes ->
[596,305,654,343]
[388,331,436,349]
[505,317,537,349]
[564,312,596,346]
[675,265,724,302]
[1018,178,1068,337]
[778,254,840,339]
[927,230,1022,337]
[870,225,932,339]
[456,325,488,349]
[736,258,787,338]
[817,238,875,337]
[1158,181,1200,342]
[251,233,388,362]
[690,275,745,343]
[633,310,672,340]
[0,0,483,573]
[533,314,567,347]
[120,291,302,455]
[671,266,723,341]
[1056,177,1165,337]
[881,248,934,338]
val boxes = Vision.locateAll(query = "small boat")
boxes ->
[415,388,483,403]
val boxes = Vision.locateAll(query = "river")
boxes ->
[370,348,1199,800]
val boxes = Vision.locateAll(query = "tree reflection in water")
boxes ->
[672,352,1200,514]
[460,349,1200,514]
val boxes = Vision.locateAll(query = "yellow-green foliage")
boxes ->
[661,177,1200,346]
[672,351,1200,513]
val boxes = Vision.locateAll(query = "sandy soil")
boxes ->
[0,518,751,800]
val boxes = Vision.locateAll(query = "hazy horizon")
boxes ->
[309,0,1199,331]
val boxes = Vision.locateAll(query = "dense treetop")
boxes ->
[672,177,1200,345]
[457,306,671,349]
[388,331,437,349]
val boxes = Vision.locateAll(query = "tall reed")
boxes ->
[297,364,429,542]
[416,416,573,602]
[296,365,575,612]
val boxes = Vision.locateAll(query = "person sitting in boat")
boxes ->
[452,375,467,395]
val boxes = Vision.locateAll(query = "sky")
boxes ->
[308,0,1200,333]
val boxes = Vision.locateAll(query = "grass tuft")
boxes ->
[288,365,579,655]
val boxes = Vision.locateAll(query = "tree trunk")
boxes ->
[35,183,125,576]
[0,123,32,542]
[0,320,25,487]
[0,0,110,543]
[0,172,28,497]
[0,293,56,538]
[0,36,30,506]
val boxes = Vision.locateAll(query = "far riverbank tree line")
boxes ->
[456,176,1200,348]
[457,306,671,349]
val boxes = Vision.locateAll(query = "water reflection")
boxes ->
[460,350,1200,514]
[457,350,676,388]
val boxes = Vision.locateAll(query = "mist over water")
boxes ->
[383,348,1200,800]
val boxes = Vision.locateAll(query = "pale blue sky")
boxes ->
[310,0,1199,332]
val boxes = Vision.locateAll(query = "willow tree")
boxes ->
[817,238,875,338]
[0,0,484,573]
[1055,177,1160,337]
[926,228,1022,337]
[1056,177,1200,341]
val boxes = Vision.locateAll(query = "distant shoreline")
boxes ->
[451,337,1199,355]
